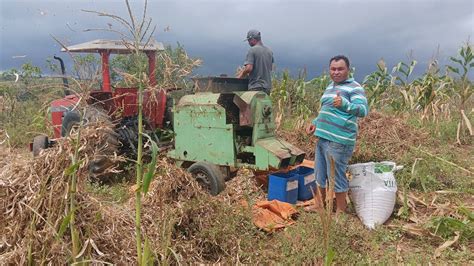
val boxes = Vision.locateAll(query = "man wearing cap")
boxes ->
[237,29,274,95]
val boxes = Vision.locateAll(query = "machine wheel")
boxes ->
[61,111,81,137]
[188,162,226,196]
[116,117,140,157]
[32,135,49,157]
[83,107,120,179]
[62,107,120,179]
[164,95,174,129]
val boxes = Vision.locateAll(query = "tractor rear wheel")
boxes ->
[83,107,120,179]
[32,135,49,157]
[188,162,226,195]
[62,107,120,179]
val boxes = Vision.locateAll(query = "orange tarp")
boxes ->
[252,200,298,232]
[298,159,315,169]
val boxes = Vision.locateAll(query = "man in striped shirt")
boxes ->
[306,55,369,213]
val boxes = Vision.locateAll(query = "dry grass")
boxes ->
[0,129,265,264]
[277,129,316,160]
[353,111,432,162]
[1,122,124,263]
[1,110,472,264]
[276,111,429,163]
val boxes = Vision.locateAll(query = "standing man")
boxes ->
[237,29,274,95]
[306,55,369,213]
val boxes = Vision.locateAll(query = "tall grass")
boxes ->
[310,156,336,265]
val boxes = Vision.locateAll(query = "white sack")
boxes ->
[348,161,402,229]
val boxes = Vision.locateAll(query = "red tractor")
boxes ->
[32,39,170,175]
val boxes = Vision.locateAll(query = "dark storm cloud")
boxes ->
[0,0,473,80]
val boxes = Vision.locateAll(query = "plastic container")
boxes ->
[290,166,316,201]
[268,172,299,204]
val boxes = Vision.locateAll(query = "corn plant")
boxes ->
[393,60,417,87]
[122,2,157,264]
[271,70,290,121]
[446,41,474,144]
[411,61,451,121]
[293,74,315,129]
[64,109,85,263]
[84,1,159,264]
[393,60,417,111]
[363,59,393,108]
[271,70,327,129]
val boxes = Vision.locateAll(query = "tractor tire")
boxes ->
[164,95,174,129]
[116,117,140,157]
[82,107,120,179]
[83,107,114,126]
[32,135,49,157]
[62,107,120,179]
[188,162,226,195]
[61,111,81,137]
[87,125,120,178]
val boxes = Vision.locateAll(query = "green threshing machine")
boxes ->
[33,39,305,195]
[168,77,305,194]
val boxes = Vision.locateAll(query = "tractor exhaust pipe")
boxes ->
[53,56,71,96]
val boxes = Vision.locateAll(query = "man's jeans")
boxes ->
[315,138,354,193]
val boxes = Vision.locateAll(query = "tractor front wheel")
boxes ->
[61,111,81,137]
[32,135,49,156]
[188,162,226,196]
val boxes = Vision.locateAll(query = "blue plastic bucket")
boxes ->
[268,172,299,204]
[290,166,316,201]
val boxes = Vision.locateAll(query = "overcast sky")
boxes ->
[0,0,473,80]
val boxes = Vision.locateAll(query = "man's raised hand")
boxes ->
[333,91,342,108]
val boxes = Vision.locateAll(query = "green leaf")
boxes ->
[450,57,463,65]
[141,237,154,265]
[64,160,83,176]
[142,133,158,194]
[408,61,417,76]
[57,210,73,239]
[469,62,474,68]
[324,247,335,266]
[447,66,460,74]
[430,216,468,239]
[460,47,466,58]
[398,67,408,76]
[467,53,474,63]
[466,45,472,55]
[458,206,474,221]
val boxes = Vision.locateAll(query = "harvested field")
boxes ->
[0,124,265,264]
[1,110,472,264]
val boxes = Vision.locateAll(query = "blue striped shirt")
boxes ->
[312,78,369,146]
